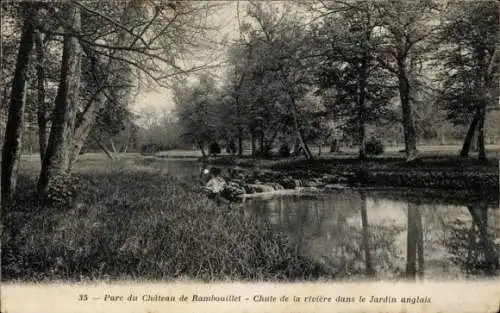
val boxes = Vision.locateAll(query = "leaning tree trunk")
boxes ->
[289,96,314,160]
[460,107,480,157]
[95,137,114,160]
[67,54,108,170]
[398,61,418,162]
[38,3,82,197]
[110,138,117,154]
[1,5,38,206]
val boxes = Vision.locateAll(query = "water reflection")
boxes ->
[154,159,499,280]
[244,190,500,280]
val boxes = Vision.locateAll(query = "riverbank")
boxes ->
[2,158,326,282]
[206,155,499,196]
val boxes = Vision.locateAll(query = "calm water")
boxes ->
[156,159,500,280]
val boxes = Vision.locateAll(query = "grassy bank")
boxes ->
[208,153,499,192]
[2,158,326,282]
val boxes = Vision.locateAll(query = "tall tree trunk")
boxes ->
[34,30,48,163]
[1,5,38,206]
[38,3,82,197]
[398,61,418,162]
[358,58,368,160]
[358,117,367,160]
[460,108,480,157]
[472,49,489,160]
[235,96,243,156]
[360,191,374,276]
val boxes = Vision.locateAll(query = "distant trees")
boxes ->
[310,0,397,160]
[169,0,498,162]
[173,74,226,156]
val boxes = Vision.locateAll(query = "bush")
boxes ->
[43,174,80,208]
[365,138,384,156]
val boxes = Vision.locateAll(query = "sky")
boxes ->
[130,1,246,115]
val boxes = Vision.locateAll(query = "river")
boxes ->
[153,158,500,280]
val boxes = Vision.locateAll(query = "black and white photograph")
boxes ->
[1,0,499,312]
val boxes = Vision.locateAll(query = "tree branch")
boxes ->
[72,0,150,47]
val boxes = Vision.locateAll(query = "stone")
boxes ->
[243,184,256,194]
[247,184,276,193]
[222,181,246,199]
[305,180,320,188]
[205,177,226,194]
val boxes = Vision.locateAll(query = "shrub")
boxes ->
[43,174,80,208]
[365,138,384,156]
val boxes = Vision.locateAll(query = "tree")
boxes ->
[173,74,222,156]
[1,3,39,205]
[376,0,440,161]
[241,1,316,160]
[38,2,83,196]
[436,1,499,160]
[310,0,396,159]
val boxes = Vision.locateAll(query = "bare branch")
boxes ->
[72,0,150,47]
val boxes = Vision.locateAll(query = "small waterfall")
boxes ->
[272,183,284,190]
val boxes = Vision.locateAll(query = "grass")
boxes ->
[1,157,327,282]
